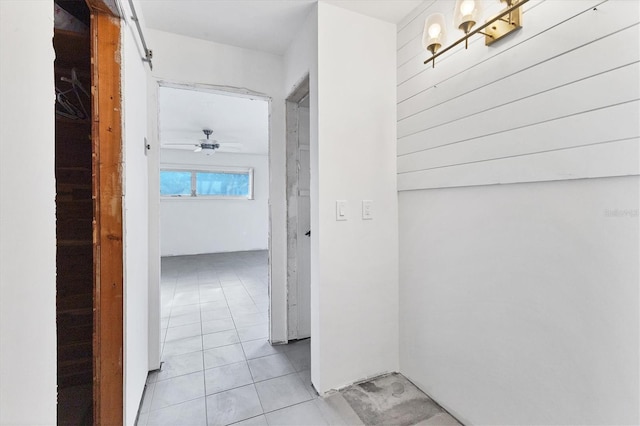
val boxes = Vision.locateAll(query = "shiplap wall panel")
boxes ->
[398,0,594,102]
[396,0,640,191]
[398,24,639,139]
[398,101,639,174]
[398,0,565,92]
[396,2,503,68]
[397,0,510,76]
[398,0,616,109]
[399,62,639,156]
[398,138,639,190]
[397,0,437,49]
[397,32,426,68]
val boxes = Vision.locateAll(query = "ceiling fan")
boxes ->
[162,129,243,154]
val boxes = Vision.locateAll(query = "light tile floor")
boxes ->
[136,250,460,426]
[136,251,361,426]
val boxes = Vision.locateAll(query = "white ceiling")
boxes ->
[139,0,422,55]
[159,86,269,155]
[150,1,423,156]
[322,1,423,26]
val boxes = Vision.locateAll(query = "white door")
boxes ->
[296,103,311,338]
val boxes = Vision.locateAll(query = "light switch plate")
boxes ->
[336,200,347,221]
[362,200,373,220]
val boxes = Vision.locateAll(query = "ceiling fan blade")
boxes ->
[217,146,243,152]
[162,143,200,149]
[163,130,250,154]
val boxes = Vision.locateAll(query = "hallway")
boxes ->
[136,251,351,425]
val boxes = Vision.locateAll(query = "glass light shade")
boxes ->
[453,0,483,33]
[422,13,447,54]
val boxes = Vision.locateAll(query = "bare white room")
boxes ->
[0,0,638,425]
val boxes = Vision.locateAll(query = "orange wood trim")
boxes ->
[90,12,123,426]
[85,0,121,17]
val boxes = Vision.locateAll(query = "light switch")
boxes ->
[362,200,373,220]
[336,200,347,221]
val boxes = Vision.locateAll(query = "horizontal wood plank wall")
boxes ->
[396,0,640,191]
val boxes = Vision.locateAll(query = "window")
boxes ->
[160,171,191,196]
[160,168,253,199]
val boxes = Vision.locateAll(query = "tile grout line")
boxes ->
[197,273,208,426]
[152,253,275,425]
[226,266,268,422]
[149,276,176,414]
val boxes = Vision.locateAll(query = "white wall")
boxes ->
[284,7,316,96]
[400,177,639,425]
[397,0,638,189]
[284,3,401,394]
[160,150,269,256]
[0,1,57,424]
[313,2,400,394]
[147,54,162,372]
[397,1,640,424]
[146,29,289,343]
[120,1,151,424]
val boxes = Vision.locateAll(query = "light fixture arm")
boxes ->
[424,0,529,65]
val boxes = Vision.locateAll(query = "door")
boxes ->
[296,100,311,337]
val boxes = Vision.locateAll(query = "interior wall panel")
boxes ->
[397,0,640,190]
[397,0,604,105]
[398,63,639,156]
[398,24,639,137]
[398,101,639,175]
[397,1,640,423]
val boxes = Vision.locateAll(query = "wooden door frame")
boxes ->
[86,0,124,424]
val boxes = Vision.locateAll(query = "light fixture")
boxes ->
[422,13,447,68]
[483,0,524,45]
[454,0,483,48]
[424,0,528,67]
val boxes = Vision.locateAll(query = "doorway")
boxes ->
[54,1,125,424]
[54,14,93,425]
[286,77,311,340]
[156,85,270,258]
[153,82,272,356]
